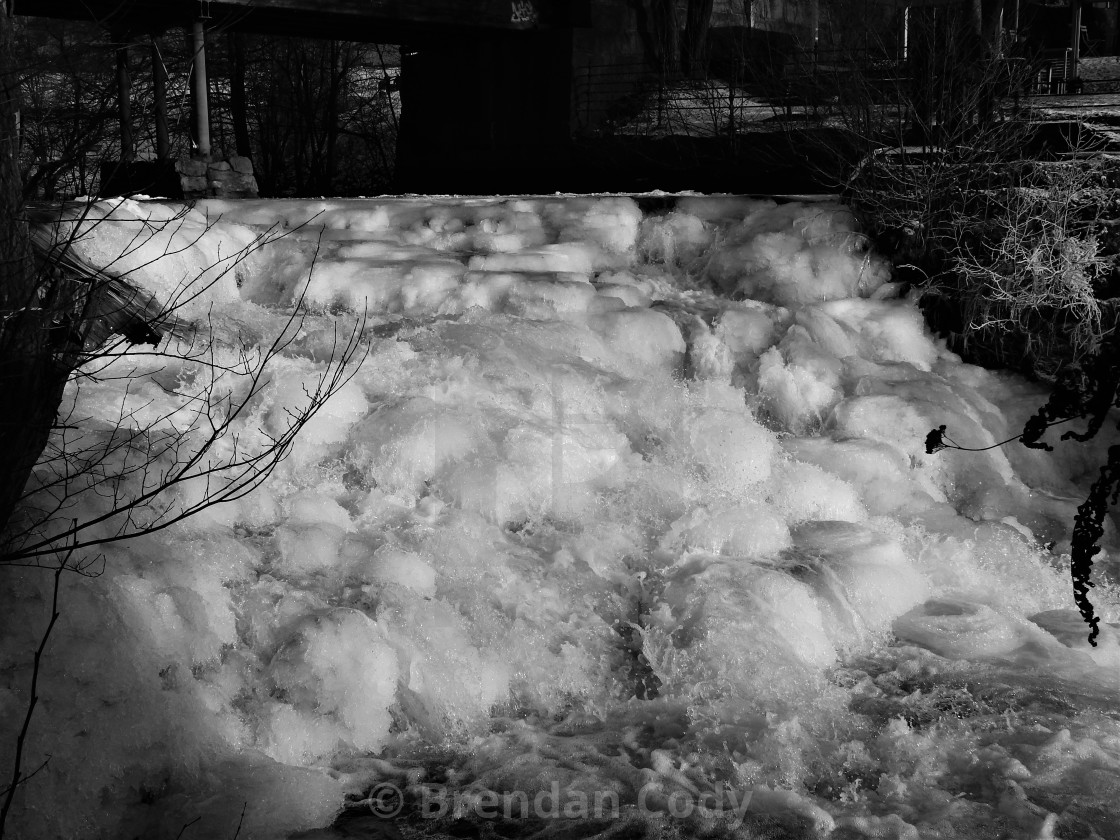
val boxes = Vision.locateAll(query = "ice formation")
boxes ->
[3,194,1119,840]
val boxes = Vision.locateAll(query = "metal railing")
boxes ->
[573,63,793,137]
[573,53,914,138]
[573,53,1120,138]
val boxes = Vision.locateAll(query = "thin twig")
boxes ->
[175,815,202,839]
[231,802,247,840]
[0,543,71,839]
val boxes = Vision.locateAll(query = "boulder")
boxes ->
[229,155,255,174]
[175,158,207,177]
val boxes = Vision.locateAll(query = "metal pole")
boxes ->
[903,6,910,60]
[151,36,170,161]
[190,19,210,158]
[115,34,133,163]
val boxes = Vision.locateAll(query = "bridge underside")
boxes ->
[14,0,582,194]
[15,0,573,43]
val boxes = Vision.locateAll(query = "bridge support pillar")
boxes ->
[396,29,573,192]
[189,19,211,158]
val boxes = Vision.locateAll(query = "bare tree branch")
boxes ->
[0,539,71,839]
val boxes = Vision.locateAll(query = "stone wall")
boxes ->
[176,156,259,199]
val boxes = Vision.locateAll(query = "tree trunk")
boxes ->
[229,31,252,157]
[114,31,133,163]
[682,0,714,77]
[152,35,170,160]
[322,40,342,195]
[630,0,680,74]
[0,3,69,537]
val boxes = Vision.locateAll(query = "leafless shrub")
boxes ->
[3,200,368,565]
[946,170,1112,375]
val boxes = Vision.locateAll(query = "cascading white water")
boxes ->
[3,194,1119,840]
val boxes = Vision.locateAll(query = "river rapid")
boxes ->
[4,194,1120,840]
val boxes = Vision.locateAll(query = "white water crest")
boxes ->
[4,194,1120,840]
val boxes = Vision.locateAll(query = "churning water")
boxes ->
[4,195,1120,840]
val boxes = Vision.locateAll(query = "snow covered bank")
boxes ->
[3,194,1119,840]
